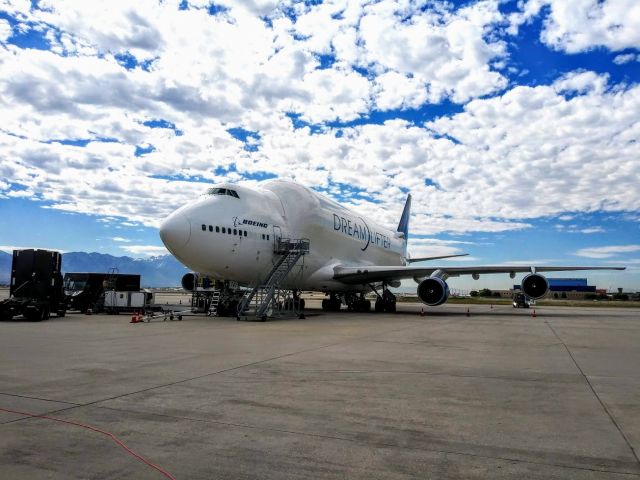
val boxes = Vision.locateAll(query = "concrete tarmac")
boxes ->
[1,303,639,479]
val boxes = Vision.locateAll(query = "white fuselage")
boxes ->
[160,180,407,292]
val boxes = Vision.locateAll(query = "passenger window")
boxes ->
[201,224,206,231]
[222,227,226,233]
[233,229,237,235]
[227,228,231,235]
[267,235,270,240]
[216,226,220,233]
[209,225,213,232]
[261,234,265,240]
[243,231,247,237]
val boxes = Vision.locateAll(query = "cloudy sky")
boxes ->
[0,0,638,290]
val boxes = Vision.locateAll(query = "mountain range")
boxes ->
[0,250,189,287]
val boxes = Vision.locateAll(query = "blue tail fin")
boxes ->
[397,194,411,239]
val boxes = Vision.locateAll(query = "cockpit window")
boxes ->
[206,187,239,198]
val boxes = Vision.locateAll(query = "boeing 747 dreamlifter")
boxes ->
[159,180,624,318]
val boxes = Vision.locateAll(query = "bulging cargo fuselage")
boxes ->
[160,180,406,292]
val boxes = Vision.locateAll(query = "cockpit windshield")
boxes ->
[206,187,240,198]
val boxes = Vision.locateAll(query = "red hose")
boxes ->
[0,407,177,480]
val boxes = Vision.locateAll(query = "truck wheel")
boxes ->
[57,309,66,318]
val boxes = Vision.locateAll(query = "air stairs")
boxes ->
[238,238,310,321]
[206,290,221,316]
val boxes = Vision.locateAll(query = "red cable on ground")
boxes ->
[0,406,177,480]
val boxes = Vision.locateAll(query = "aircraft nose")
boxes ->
[159,212,191,251]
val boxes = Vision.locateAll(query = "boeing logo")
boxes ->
[233,217,268,228]
[333,214,391,251]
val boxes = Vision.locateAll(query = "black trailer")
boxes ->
[64,272,141,312]
[0,249,66,321]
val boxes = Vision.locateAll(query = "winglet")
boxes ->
[397,194,411,239]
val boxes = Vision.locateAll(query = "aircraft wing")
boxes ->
[333,265,625,284]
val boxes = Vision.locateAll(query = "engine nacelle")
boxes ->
[520,273,549,299]
[417,277,450,306]
[181,272,198,292]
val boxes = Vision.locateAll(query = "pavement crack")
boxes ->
[544,319,640,466]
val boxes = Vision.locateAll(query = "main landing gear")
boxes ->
[321,293,342,312]
[346,293,371,312]
[321,286,397,314]
[374,285,397,313]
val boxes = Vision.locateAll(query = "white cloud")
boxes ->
[424,73,640,220]
[613,53,640,65]
[578,227,605,234]
[1,68,638,234]
[111,236,131,242]
[511,0,640,53]
[0,19,12,42]
[574,245,640,258]
[556,224,605,233]
[0,3,638,241]
[119,244,169,257]
[553,70,608,95]
[355,0,508,104]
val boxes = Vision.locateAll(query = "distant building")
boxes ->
[513,278,596,299]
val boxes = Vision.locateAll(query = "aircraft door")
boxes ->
[272,225,282,250]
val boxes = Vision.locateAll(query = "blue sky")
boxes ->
[0,0,638,290]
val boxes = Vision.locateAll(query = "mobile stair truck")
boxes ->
[0,249,67,321]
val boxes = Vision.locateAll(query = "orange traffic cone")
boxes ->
[532,308,537,318]
[131,310,138,323]
[466,308,470,317]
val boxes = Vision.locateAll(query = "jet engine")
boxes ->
[181,272,198,292]
[417,277,450,306]
[520,273,549,299]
